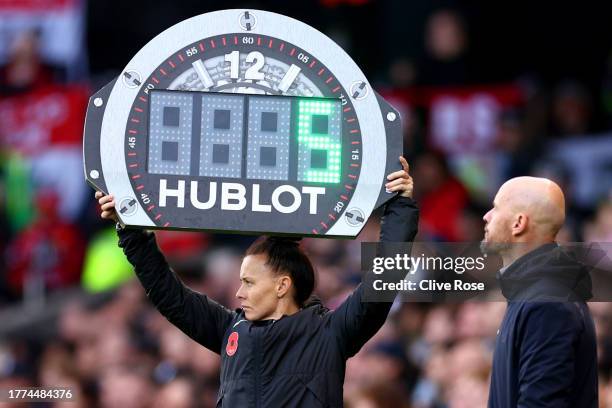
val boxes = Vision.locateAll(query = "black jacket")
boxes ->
[118,196,419,407]
[488,243,598,408]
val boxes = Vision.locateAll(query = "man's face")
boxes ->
[235,254,282,321]
[481,190,513,254]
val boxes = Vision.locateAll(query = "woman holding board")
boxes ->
[95,156,418,407]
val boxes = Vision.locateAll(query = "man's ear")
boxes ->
[512,213,528,237]
[276,275,293,298]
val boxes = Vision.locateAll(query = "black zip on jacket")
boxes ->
[488,243,598,408]
[118,195,419,407]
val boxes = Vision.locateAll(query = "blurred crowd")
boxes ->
[1,1,611,407]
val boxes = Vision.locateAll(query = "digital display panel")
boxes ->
[83,9,405,237]
[147,90,342,183]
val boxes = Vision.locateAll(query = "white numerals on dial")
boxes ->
[245,51,265,80]
[225,51,240,79]
[224,51,266,81]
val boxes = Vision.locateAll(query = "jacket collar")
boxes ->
[496,242,587,300]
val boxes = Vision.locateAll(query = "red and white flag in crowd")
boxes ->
[0,83,88,154]
[382,84,524,154]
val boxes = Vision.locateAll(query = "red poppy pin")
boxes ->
[226,331,239,356]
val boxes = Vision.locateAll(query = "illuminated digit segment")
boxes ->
[296,99,342,183]
[199,94,244,178]
[148,92,193,175]
[246,96,291,180]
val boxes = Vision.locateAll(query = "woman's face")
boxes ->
[236,254,284,321]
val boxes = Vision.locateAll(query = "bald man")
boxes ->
[482,177,597,408]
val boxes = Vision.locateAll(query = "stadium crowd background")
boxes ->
[1,0,612,407]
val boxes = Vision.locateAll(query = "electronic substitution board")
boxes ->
[83,9,403,237]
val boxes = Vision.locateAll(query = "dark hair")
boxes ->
[245,236,315,308]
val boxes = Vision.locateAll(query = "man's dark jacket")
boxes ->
[118,196,419,407]
[488,243,598,408]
